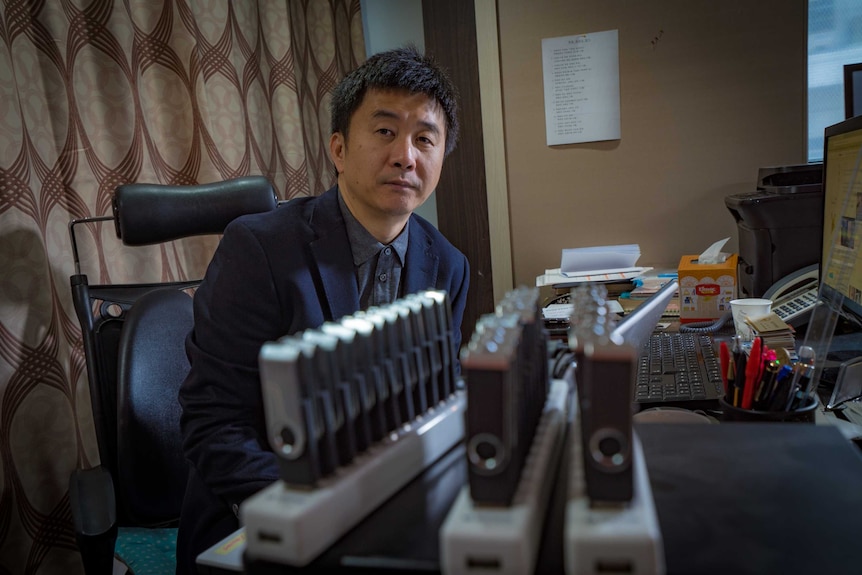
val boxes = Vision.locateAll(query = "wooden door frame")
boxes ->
[422,0,512,343]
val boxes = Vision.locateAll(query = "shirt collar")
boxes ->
[338,188,409,266]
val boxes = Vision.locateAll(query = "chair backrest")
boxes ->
[69,175,278,527]
[116,288,193,525]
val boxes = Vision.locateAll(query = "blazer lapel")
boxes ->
[310,233,360,320]
[307,188,360,320]
[403,221,439,294]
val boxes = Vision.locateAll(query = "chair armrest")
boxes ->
[69,466,118,575]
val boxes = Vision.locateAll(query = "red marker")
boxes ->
[741,337,761,409]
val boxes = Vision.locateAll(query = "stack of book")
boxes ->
[627,275,676,299]
[746,312,795,352]
[619,271,679,317]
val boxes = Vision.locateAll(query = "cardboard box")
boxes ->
[678,254,738,323]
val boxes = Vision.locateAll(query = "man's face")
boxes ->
[330,88,447,225]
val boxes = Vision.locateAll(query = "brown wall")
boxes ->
[496,0,807,288]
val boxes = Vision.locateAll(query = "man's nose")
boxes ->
[391,138,416,170]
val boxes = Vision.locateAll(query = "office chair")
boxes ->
[67,176,278,574]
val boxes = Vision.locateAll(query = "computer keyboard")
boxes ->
[634,332,723,408]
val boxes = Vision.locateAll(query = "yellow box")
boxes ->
[677,254,738,324]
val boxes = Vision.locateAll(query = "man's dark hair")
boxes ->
[331,45,460,156]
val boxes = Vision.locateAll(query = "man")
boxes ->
[175,46,469,574]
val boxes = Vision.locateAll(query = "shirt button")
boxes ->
[379,273,388,282]
[383,247,392,255]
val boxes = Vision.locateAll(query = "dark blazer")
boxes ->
[175,186,469,574]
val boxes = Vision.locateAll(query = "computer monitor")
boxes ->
[844,63,862,119]
[820,114,862,325]
[801,115,862,408]
[612,279,679,349]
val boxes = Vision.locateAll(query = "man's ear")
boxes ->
[329,132,345,174]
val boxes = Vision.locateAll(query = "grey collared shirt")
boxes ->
[338,191,409,308]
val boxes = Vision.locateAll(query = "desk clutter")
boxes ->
[718,334,817,421]
[221,278,862,575]
[540,266,681,341]
[239,285,665,574]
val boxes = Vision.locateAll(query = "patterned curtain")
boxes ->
[0,0,364,572]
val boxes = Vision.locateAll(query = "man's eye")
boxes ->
[377,128,394,136]
[418,136,434,145]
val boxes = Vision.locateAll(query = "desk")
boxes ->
[200,422,862,575]
[200,444,468,575]
[634,423,862,574]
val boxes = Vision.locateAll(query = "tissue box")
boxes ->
[678,254,738,323]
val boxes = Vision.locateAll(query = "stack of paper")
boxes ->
[536,244,652,288]
[560,244,642,276]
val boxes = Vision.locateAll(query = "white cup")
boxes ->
[729,298,772,341]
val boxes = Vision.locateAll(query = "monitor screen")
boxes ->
[844,63,862,119]
[612,279,679,350]
[821,115,862,324]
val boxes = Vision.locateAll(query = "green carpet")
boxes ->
[114,527,177,575]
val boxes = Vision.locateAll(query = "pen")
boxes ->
[731,335,746,407]
[768,371,793,411]
[755,343,770,400]
[720,341,730,396]
[741,337,762,410]
[786,346,816,411]
[753,355,779,411]
[726,357,737,404]
[764,364,793,409]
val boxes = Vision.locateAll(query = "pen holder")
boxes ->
[719,395,818,423]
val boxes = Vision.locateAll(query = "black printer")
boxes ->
[725,163,823,298]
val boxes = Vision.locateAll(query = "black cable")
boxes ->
[678,311,733,334]
[550,346,576,379]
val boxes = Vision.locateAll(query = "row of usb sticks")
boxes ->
[258,289,460,486]
[460,286,550,506]
[257,285,550,503]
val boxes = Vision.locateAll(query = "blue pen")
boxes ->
[773,364,792,391]
[766,364,794,411]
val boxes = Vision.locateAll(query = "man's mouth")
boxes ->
[384,179,418,190]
